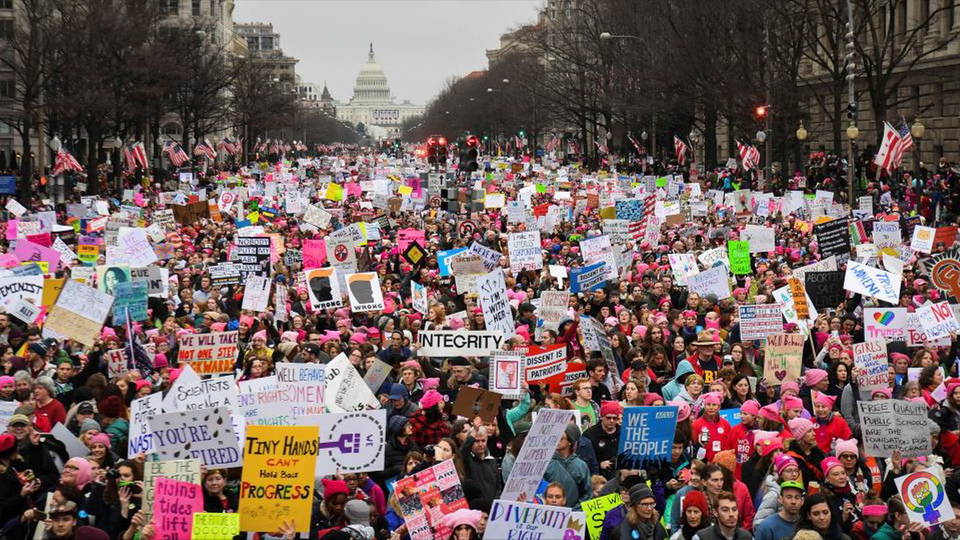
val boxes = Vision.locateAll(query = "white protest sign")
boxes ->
[916,301,960,341]
[486,500,572,539]
[5,199,27,217]
[147,406,241,467]
[507,231,543,273]
[52,237,78,265]
[580,235,618,281]
[304,267,343,310]
[742,224,776,253]
[501,408,575,502]
[161,364,203,412]
[241,275,271,312]
[324,353,380,413]
[178,375,240,413]
[894,465,955,527]
[344,272,384,312]
[478,269,515,336]
[129,392,163,456]
[857,399,930,458]
[686,265,731,300]
[8,299,41,324]
[468,242,503,272]
[666,254,698,286]
[843,261,901,304]
[411,280,428,315]
[852,341,889,400]
[863,307,909,342]
[276,362,325,416]
[416,330,505,357]
[910,225,936,254]
[298,409,387,477]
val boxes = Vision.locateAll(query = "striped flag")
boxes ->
[218,137,241,156]
[163,141,190,167]
[626,193,658,240]
[193,139,217,161]
[891,121,913,170]
[132,142,148,169]
[674,136,688,165]
[627,134,644,155]
[737,141,761,170]
[545,135,561,152]
[874,122,902,172]
[52,147,83,176]
[594,140,608,155]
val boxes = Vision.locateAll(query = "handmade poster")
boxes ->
[112,281,148,325]
[524,344,567,384]
[763,334,804,384]
[324,353,380,412]
[345,272,384,312]
[130,266,169,298]
[667,253,699,286]
[686,265,731,300]
[863,307,909,342]
[582,493,623,540]
[853,341,890,400]
[104,349,127,379]
[490,351,524,399]
[113,227,159,267]
[176,331,238,375]
[395,459,469,540]
[297,409,386,476]
[0,275,45,308]
[907,315,953,348]
[176,375,239,413]
[618,406,678,468]
[737,304,784,341]
[741,224,776,253]
[843,261,900,304]
[143,460,201,520]
[452,386,502,422]
[925,248,960,301]
[239,425,319,533]
[416,330,505,357]
[147,406,241,467]
[895,465,955,527]
[485,499,573,540]
[570,261,608,293]
[916,301,960,341]
[911,225,936,254]
[792,255,839,282]
[42,280,114,347]
[468,242,503,271]
[236,377,296,427]
[804,270,846,310]
[128,392,163,457]
[582,235,618,280]
[14,239,61,273]
[858,400,931,457]
[239,274,270,312]
[96,264,131,296]
[814,217,851,262]
[276,362,325,416]
[501,408,574,502]
[727,241,751,275]
[192,513,240,540]
[536,290,570,338]
[362,358,393,394]
[873,221,902,255]
[507,230,543,273]
[7,299,41,325]
[411,280,428,315]
[153,477,203,540]
[234,236,272,278]
[304,267,343,310]
[478,269,514,336]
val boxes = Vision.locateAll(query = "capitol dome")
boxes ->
[351,43,391,103]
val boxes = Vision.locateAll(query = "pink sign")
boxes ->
[14,239,60,272]
[153,477,202,540]
[302,238,327,268]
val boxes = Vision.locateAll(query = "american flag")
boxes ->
[626,193,658,240]
[627,133,645,155]
[545,135,561,152]
[874,122,902,172]
[163,141,190,167]
[122,142,148,171]
[674,136,688,165]
[193,139,217,161]
[52,147,83,176]
[514,135,525,149]
[890,120,914,169]
[594,140,608,155]
[737,141,761,170]
[269,139,282,155]
[218,137,241,156]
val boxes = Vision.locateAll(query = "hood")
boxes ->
[672,360,695,382]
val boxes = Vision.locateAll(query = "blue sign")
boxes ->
[719,408,742,426]
[569,261,608,294]
[618,406,678,467]
[0,176,16,195]
[113,281,148,325]
[437,247,466,277]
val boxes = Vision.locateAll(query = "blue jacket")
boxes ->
[662,360,696,401]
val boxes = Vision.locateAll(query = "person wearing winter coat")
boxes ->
[612,485,668,540]
[662,360,696,402]
[813,392,852,453]
[543,425,592,507]
[691,392,734,462]
[753,454,802,528]
[379,415,420,483]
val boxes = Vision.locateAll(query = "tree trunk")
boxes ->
[704,104,718,170]
[18,121,33,201]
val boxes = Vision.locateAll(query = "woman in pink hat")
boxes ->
[812,392,851,453]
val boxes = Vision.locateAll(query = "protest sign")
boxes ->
[0,275,44,308]
[130,266,168,298]
[147,406,241,467]
[763,334,804,384]
[234,236,271,278]
[727,241,751,275]
[154,477,203,540]
[873,221,902,254]
[814,217,851,262]
[416,330,505,357]
[344,272,384,312]
[42,280,113,347]
[524,344,567,384]
[411,280,428,315]
[844,261,901,304]
[570,261,608,293]
[208,263,241,286]
[452,386,502,422]
[468,242,503,271]
[14,239,60,273]
[112,281,147,325]
[236,377,295,427]
[618,406,678,468]
[536,290,570,337]
[324,353,380,412]
[485,500,573,540]
[582,493,623,540]
[304,267,342,310]
[395,459,469,540]
[362,358,392,394]
[239,425,319,533]
[582,235,618,281]
[507,230,543,273]
[853,341,890,400]
[895,466,955,527]
[742,224,775,253]
[298,409,386,476]
[792,255,839,282]
[7,299,41,324]
[176,331,238,375]
[192,513,240,540]
[490,351,524,399]
[667,253,699,286]
[603,219,632,245]
[916,301,960,341]
[686,265,731,300]
[864,307,909,342]
[787,278,809,320]
[478,269,514,336]
[241,274,271,312]
[858,399,930,457]
[501,408,575,502]
[737,304,784,341]
[129,392,162,456]
[911,225,936,254]
[925,248,960,301]
[276,362,325,416]
[143,460,201,521]
[105,349,127,379]
[804,270,846,310]
[176,375,239,413]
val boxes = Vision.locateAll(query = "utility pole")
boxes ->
[845,0,858,204]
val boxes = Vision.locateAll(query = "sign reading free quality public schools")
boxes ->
[416,330,505,357]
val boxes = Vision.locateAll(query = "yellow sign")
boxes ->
[582,493,623,540]
[397,185,413,196]
[77,244,99,264]
[42,278,65,307]
[326,183,344,201]
[20,261,48,274]
[192,513,239,539]
[239,425,319,534]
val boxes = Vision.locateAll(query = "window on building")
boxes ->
[0,0,12,10]
[192,0,201,16]
[261,36,273,50]
[160,0,178,16]
[0,19,13,39]
[0,121,10,135]
[0,80,13,99]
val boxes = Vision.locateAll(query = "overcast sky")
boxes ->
[233,0,543,105]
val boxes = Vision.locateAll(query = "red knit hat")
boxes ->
[682,490,710,516]
[322,478,349,498]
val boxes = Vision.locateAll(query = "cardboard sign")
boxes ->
[0,275,45,308]
[452,386,502,422]
[916,301,960,341]
[176,331,238,375]
[208,263,241,286]
[618,406,678,468]
[864,307,909,342]
[42,280,114,347]
[895,466,955,527]
[853,341,890,400]
[787,278,808,320]
[763,334,804,384]
[147,406,241,467]
[486,500,573,540]
[738,304,784,341]
[241,275,271,312]
[192,513,240,540]
[501,409,575,502]
[478,269,514,336]
[239,425,319,533]
[344,272,384,312]
[142,460,201,521]
[416,330,505,357]
[507,231,543,273]
[858,399,931,458]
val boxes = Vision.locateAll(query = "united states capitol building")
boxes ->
[332,44,424,140]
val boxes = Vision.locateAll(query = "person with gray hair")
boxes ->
[459,421,502,505]
[32,375,66,431]
[12,370,33,402]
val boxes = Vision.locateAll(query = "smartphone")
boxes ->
[34,511,47,520]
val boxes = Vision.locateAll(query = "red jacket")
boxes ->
[730,423,756,478]
[691,414,734,462]
[814,414,853,453]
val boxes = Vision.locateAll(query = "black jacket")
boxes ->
[459,435,502,504]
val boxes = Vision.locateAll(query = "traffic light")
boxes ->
[437,136,448,165]
[754,105,768,121]
[846,102,858,120]
[460,135,480,173]
[426,137,438,164]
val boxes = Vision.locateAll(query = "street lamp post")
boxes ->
[846,121,859,202]
[911,118,925,171]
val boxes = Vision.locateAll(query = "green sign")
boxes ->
[728,240,752,275]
